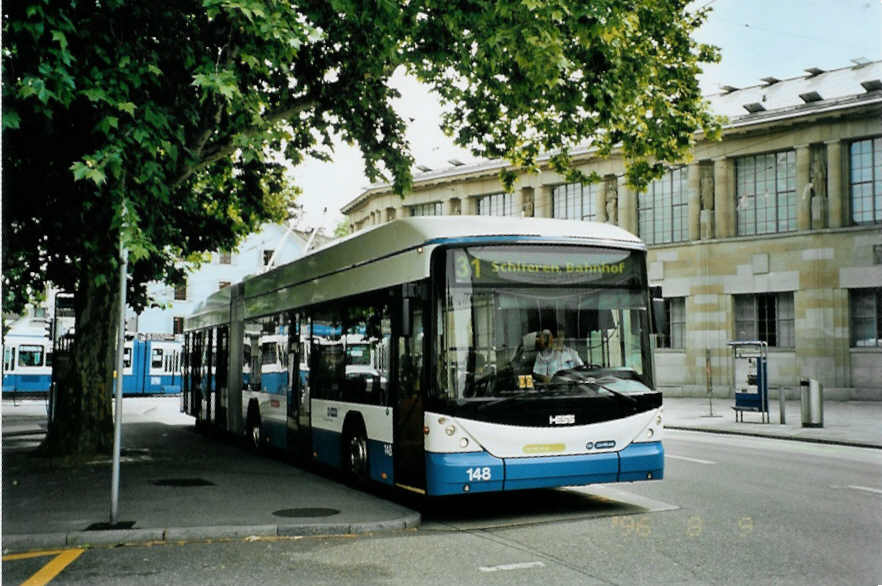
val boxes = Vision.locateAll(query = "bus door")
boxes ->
[286,312,309,457]
[394,286,427,492]
[185,331,204,418]
[200,329,214,423]
[215,326,229,429]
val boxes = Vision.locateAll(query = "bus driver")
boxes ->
[532,328,583,383]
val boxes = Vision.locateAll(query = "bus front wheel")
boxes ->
[344,425,369,485]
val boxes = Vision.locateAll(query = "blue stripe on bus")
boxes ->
[503,452,619,491]
[312,427,342,468]
[618,441,664,481]
[262,418,287,450]
[425,451,505,495]
[368,440,394,485]
[425,441,664,495]
[312,429,394,485]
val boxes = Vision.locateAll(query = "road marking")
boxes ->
[666,454,717,465]
[847,485,882,495]
[568,485,679,513]
[3,549,84,586]
[479,561,545,572]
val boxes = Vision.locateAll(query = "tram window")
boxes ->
[152,348,164,368]
[18,345,44,367]
[123,347,132,368]
[3,347,14,371]
[261,343,278,365]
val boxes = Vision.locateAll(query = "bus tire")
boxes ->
[343,419,369,486]
[245,400,262,450]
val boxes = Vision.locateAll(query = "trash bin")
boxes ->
[800,378,824,428]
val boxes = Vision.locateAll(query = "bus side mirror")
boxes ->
[651,297,666,335]
[401,298,412,338]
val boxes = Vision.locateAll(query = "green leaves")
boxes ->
[3,0,720,317]
[71,161,107,186]
[193,70,242,102]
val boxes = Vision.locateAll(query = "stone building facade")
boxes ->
[341,62,882,399]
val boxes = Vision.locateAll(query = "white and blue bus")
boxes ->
[183,217,664,495]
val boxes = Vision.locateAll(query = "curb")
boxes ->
[666,425,882,450]
[1,512,421,553]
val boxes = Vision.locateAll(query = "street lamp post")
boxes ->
[110,212,128,526]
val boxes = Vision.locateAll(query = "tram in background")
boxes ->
[122,336,184,395]
[2,333,53,395]
[3,333,182,397]
[183,216,665,496]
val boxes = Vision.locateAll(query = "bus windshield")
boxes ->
[437,245,653,402]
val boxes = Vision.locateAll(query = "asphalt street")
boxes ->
[4,428,880,585]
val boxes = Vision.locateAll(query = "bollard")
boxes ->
[800,378,824,428]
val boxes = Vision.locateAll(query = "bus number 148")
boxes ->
[466,467,492,481]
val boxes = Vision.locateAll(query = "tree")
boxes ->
[2,0,720,457]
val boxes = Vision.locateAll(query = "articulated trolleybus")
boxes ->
[183,217,664,496]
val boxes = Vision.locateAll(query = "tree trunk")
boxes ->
[43,216,120,458]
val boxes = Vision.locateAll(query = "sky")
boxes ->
[291,0,882,232]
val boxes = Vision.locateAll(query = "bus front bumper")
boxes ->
[425,441,664,496]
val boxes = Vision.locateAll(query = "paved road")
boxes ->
[5,429,880,585]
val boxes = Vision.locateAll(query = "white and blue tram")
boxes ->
[122,337,183,395]
[183,217,665,495]
[3,334,182,397]
[2,333,53,394]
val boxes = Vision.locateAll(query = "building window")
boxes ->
[173,317,184,335]
[849,137,882,224]
[735,151,797,235]
[476,193,514,216]
[174,281,187,301]
[657,297,685,349]
[218,250,232,264]
[734,293,795,348]
[638,168,688,245]
[850,288,882,347]
[409,202,443,216]
[552,182,598,221]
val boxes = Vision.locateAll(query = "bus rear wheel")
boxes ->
[248,419,262,449]
[245,401,262,450]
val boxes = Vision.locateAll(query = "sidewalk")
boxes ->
[2,395,879,553]
[663,396,882,449]
[1,398,419,553]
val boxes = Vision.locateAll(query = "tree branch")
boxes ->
[171,94,320,190]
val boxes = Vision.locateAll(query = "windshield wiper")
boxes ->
[474,391,541,410]
[546,369,638,405]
